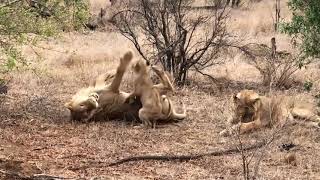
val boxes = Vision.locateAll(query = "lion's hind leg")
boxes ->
[109,51,133,93]
[291,107,320,127]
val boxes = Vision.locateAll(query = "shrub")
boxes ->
[0,0,90,78]
[241,38,298,88]
[111,0,231,85]
[281,0,320,65]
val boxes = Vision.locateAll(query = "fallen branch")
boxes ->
[108,141,266,166]
[0,170,73,180]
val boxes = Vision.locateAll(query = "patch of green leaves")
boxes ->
[281,0,320,63]
[303,80,313,91]
[0,0,90,77]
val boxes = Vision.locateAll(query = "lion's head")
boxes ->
[232,89,261,124]
[65,88,100,121]
[132,59,150,75]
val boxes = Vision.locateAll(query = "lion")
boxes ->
[65,50,139,122]
[65,51,179,123]
[130,59,186,127]
[220,89,320,136]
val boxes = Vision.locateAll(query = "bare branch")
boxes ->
[108,141,266,167]
[111,0,231,85]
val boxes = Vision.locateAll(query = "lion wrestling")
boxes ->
[65,50,187,127]
[130,59,186,127]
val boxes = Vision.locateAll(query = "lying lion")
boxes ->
[220,89,320,136]
[65,51,138,121]
[65,51,182,124]
[131,59,186,127]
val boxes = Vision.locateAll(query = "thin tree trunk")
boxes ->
[182,70,187,85]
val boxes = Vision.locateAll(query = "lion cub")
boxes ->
[220,89,320,136]
[131,59,186,127]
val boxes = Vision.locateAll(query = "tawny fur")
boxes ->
[131,59,186,127]
[151,65,174,96]
[220,89,320,135]
[65,50,136,121]
[65,51,182,123]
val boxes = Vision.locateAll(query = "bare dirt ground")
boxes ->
[1,0,320,179]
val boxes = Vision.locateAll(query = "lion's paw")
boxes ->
[133,124,146,129]
[123,51,133,62]
[219,129,232,137]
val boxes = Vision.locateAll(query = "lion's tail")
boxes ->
[171,101,187,120]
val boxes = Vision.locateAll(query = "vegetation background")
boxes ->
[0,0,319,179]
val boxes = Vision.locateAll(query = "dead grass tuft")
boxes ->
[229,0,291,37]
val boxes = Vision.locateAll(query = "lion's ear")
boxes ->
[64,102,72,110]
[233,93,241,102]
[133,62,140,72]
[250,94,261,108]
[250,93,260,103]
[252,96,261,110]
[253,97,260,104]
[233,94,237,101]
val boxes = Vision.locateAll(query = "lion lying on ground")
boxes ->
[131,59,186,127]
[65,51,182,124]
[220,89,320,136]
[65,51,138,121]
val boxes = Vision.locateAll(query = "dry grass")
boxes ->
[89,0,110,14]
[0,0,320,179]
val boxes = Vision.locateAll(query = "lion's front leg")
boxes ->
[227,115,241,124]
[239,118,262,134]
[220,120,262,136]
[219,115,240,136]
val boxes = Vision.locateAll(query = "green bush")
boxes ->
[303,80,313,92]
[281,0,320,66]
[0,0,90,77]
